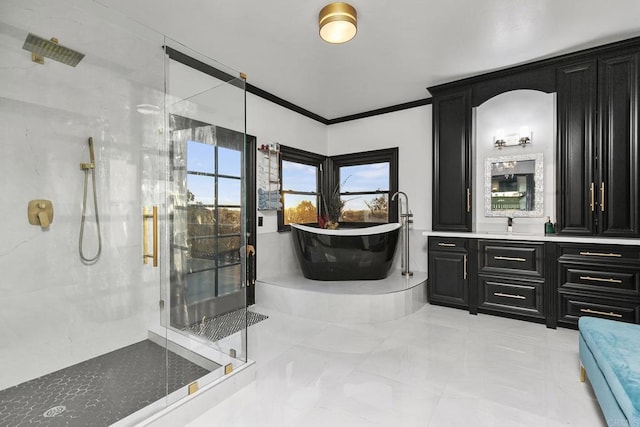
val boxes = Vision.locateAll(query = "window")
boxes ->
[338,162,390,223]
[332,148,398,224]
[278,146,398,230]
[186,133,243,298]
[278,146,325,231]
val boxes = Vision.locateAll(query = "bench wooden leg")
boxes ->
[580,365,586,382]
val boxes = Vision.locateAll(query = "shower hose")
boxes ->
[79,164,102,263]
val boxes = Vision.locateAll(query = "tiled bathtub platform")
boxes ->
[256,270,427,323]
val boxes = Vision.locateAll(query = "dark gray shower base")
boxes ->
[0,340,216,426]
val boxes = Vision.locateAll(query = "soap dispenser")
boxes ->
[545,217,555,235]
[507,217,513,234]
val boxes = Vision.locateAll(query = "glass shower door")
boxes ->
[163,42,249,383]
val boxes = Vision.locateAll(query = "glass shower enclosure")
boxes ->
[0,1,249,425]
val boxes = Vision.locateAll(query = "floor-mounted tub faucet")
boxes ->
[391,191,413,277]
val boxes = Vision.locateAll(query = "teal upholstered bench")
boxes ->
[579,317,640,427]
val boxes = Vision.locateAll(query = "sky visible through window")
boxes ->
[340,162,389,210]
[282,160,317,192]
[187,140,241,206]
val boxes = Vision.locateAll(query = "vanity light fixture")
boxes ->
[493,127,532,149]
[319,2,357,44]
[518,126,531,146]
[494,128,506,149]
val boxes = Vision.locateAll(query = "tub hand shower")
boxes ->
[79,137,101,263]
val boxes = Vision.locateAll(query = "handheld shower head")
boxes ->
[80,137,95,170]
[88,137,95,165]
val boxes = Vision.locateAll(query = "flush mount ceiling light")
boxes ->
[319,2,357,44]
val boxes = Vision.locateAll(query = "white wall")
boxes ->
[473,90,556,234]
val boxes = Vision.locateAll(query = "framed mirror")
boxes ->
[484,152,543,217]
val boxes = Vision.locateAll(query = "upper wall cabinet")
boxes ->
[432,89,472,231]
[429,36,640,237]
[557,53,639,237]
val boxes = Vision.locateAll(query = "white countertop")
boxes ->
[422,230,640,246]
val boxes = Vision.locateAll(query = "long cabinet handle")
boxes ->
[579,276,623,284]
[494,292,526,300]
[590,182,595,212]
[494,256,527,262]
[438,242,456,247]
[143,206,158,267]
[580,308,622,318]
[579,251,622,258]
[463,255,467,280]
[600,182,605,212]
[466,188,471,213]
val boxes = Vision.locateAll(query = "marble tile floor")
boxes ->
[187,304,607,427]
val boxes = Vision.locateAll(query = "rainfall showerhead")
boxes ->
[22,33,85,67]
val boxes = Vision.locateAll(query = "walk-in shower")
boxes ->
[1,1,251,425]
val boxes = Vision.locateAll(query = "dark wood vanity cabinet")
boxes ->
[556,243,640,328]
[431,89,472,232]
[477,241,546,323]
[427,237,470,309]
[427,236,640,329]
[557,53,640,237]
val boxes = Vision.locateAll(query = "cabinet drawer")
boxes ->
[479,241,543,277]
[478,276,543,317]
[428,237,467,251]
[559,262,640,296]
[558,291,640,326]
[558,244,640,263]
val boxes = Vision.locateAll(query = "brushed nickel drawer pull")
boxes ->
[494,256,527,262]
[494,292,526,300]
[438,242,456,247]
[579,251,622,258]
[579,276,623,284]
[466,188,471,213]
[589,182,595,212]
[580,308,622,318]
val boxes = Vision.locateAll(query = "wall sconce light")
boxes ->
[493,126,532,149]
[518,126,531,146]
[319,2,357,44]
[494,128,506,149]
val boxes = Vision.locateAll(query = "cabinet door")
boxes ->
[432,90,472,231]
[428,250,468,308]
[598,53,639,237]
[557,61,597,235]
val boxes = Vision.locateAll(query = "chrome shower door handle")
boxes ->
[143,206,158,267]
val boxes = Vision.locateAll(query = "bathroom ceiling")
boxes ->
[98,0,640,120]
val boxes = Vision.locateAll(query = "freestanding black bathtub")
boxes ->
[290,223,401,281]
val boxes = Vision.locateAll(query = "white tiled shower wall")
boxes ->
[0,0,166,389]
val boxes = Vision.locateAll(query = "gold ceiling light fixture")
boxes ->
[319,2,357,44]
